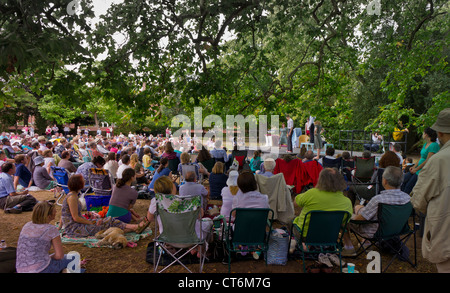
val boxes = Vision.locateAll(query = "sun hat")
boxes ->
[431,108,450,134]
[226,170,239,186]
[33,156,45,166]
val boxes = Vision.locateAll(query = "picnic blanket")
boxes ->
[58,225,152,248]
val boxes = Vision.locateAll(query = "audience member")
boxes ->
[208,162,228,200]
[260,158,275,177]
[343,166,410,256]
[13,155,33,190]
[232,171,269,211]
[117,154,132,179]
[0,162,37,214]
[16,200,73,273]
[75,156,106,183]
[249,150,262,173]
[220,170,239,222]
[148,157,172,196]
[60,174,141,237]
[33,156,58,191]
[57,151,77,173]
[179,171,209,210]
[210,140,228,163]
[402,127,440,194]
[107,168,140,223]
[104,152,119,179]
[293,168,352,239]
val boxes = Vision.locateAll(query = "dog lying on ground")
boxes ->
[95,227,128,249]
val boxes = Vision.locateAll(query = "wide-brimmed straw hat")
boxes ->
[431,108,450,133]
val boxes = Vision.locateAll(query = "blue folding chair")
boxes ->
[51,166,70,206]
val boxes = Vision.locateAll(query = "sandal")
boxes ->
[135,216,150,234]
[326,253,345,267]
[318,253,333,268]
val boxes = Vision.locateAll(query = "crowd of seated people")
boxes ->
[1,121,443,273]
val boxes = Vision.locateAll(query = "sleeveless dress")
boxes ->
[60,196,126,237]
[314,125,323,149]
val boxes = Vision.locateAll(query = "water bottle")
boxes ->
[0,240,6,250]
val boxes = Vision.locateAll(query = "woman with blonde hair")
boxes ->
[209,161,228,200]
[130,153,148,184]
[177,152,201,180]
[16,200,75,273]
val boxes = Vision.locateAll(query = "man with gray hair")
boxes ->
[410,108,450,273]
[341,166,411,256]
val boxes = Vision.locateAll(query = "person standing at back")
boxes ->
[410,108,450,273]
[286,115,294,153]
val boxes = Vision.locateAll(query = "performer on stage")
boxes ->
[286,115,294,152]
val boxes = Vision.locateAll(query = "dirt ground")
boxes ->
[0,190,437,276]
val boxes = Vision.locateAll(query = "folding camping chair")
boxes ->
[153,194,207,273]
[290,210,351,273]
[348,156,378,202]
[230,150,248,171]
[322,156,342,170]
[51,166,70,206]
[225,208,274,273]
[352,156,376,183]
[168,157,180,178]
[87,168,114,196]
[348,202,417,273]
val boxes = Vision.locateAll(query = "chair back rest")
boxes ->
[303,210,351,245]
[354,157,375,181]
[88,168,113,196]
[229,208,274,246]
[168,157,180,174]
[51,166,70,193]
[200,158,215,173]
[342,159,355,169]
[322,157,342,169]
[374,202,413,239]
[155,194,202,243]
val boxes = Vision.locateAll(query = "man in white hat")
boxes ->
[411,108,450,273]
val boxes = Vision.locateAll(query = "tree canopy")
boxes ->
[1,0,449,150]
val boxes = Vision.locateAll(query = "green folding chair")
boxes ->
[349,202,417,273]
[153,194,207,273]
[225,208,274,273]
[291,210,351,273]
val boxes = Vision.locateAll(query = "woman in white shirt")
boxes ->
[104,152,119,179]
[232,171,269,211]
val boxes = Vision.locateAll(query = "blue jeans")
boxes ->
[364,143,380,152]
[39,255,72,273]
